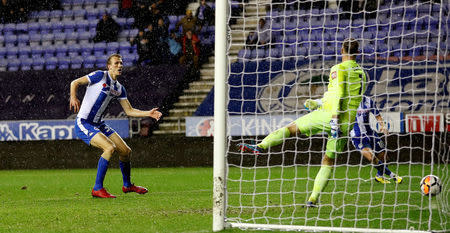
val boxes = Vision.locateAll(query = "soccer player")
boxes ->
[238,38,365,207]
[350,96,403,184]
[69,54,162,198]
[304,96,403,184]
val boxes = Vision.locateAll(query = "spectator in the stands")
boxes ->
[93,13,121,43]
[245,18,270,48]
[119,0,133,18]
[196,0,213,32]
[176,10,197,35]
[130,30,151,66]
[179,29,200,69]
[133,1,151,30]
[153,18,170,64]
[168,30,182,64]
[143,23,159,64]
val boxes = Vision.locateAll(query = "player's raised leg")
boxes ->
[108,133,148,194]
[89,133,117,198]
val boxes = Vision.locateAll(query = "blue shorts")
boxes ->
[74,118,116,145]
[351,130,385,153]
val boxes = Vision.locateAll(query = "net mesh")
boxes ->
[225,0,449,231]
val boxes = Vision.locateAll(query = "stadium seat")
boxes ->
[29,33,41,47]
[8,58,20,71]
[41,34,55,47]
[65,31,78,45]
[32,59,45,70]
[54,33,66,45]
[96,55,109,67]
[84,55,96,68]
[17,34,29,47]
[118,41,131,51]
[3,23,15,35]
[4,35,17,47]
[18,46,31,57]
[93,42,107,56]
[39,22,53,34]
[169,15,178,24]
[84,0,96,9]
[62,10,74,21]
[56,45,69,57]
[73,9,86,21]
[50,10,63,22]
[116,18,127,29]
[43,45,56,59]
[71,0,84,10]
[58,57,71,69]
[52,22,64,34]
[21,58,33,71]
[0,59,7,71]
[80,42,94,56]
[45,57,58,70]
[63,21,76,33]
[106,42,120,54]
[68,44,81,57]
[86,8,101,21]
[78,31,91,44]
[95,0,108,9]
[76,20,90,32]
[38,10,50,22]
[31,46,44,59]
[71,56,83,69]
[126,18,135,29]
[28,22,40,34]
[15,23,28,33]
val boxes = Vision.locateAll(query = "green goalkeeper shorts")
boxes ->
[293,110,350,159]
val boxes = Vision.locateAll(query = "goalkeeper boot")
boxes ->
[122,184,148,194]
[305,201,318,208]
[375,175,391,184]
[92,188,116,198]
[392,175,403,184]
[238,143,263,155]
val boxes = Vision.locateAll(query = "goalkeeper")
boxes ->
[238,38,365,207]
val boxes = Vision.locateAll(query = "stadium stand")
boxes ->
[0,0,216,71]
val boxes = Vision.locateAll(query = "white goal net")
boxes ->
[214,0,450,232]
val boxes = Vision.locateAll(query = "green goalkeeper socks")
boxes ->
[257,127,290,150]
[308,165,332,203]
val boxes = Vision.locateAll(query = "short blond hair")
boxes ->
[107,54,122,66]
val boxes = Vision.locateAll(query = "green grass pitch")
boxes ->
[0,165,447,232]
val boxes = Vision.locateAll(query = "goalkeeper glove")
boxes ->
[330,118,340,139]
[304,99,322,111]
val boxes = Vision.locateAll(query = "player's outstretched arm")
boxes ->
[70,76,89,113]
[119,99,162,121]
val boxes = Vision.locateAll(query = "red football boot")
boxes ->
[91,188,116,198]
[122,184,148,194]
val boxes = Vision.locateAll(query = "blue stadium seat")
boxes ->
[93,42,107,56]
[45,57,58,70]
[0,59,8,71]
[29,11,40,22]
[169,15,178,24]
[29,33,41,47]
[38,10,50,22]
[84,55,96,68]
[32,59,45,70]
[56,45,69,57]
[295,46,308,56]
[106,42,120,54]
[84,0,96,9]
[95,55,108,67]
[21,58,33,71]
[52,22,64,34]
[88,20,98,31]
[63,21,76,33]
[78,31,91,44]
[62,10,74,21]
[71,56,83,69]
[95,0,108,8]
[39,22,53,34]
[76,20,89,32]
[31,46,44,59]
[80,42,94,56]
[18,46,31,57]
[50,10,63,22]
[73,9,86,21]
[54,33,66,45]
[65,31,78,45]
[116,18,127,29]
[43,45,56,59]
[0,47,6,58]
[41,34,54,46]
[17,34,29,47]
[58,57,71,69]
[86,8,101,21]
[28,22,40,33]
[4,35,17,47]
[126,18,135,29]
[71,0,84,10]
[281,45,294,57]
[16,23,27,33]
[3,23,15,35]
[68,44,81,57]
[8,58,20,71]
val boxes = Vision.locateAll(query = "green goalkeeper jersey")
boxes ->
[321,60,366,117]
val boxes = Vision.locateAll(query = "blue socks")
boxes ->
[119,161,132,188]
[375,160,392,177]
[93,157,109,191]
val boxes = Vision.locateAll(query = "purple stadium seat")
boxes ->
[31,46,44,59]
[106,42,120,54]
[0,47,6,58]
[50,10,63,22]
[71,0,84,10]
[52,22,64,33]
[0,59,7,71]
[84,55,96,68]
[39,22,53,34]
[116,18,127,29]
[28,22,40,34]
[73,9,86,21]
[78,31,91,44]
[95,55,108,67]
[8,58,20,71]
[76,20,90,32]
[93,42,107,56]
[17,34,29,47]
[67,44,81,57]
[169,15,178,24]
[58,57,71,69]
[18,46,31,57]
[56,45,69,57]
[37,10,50,22]
[21,58,33,71]
[71,56,83,69]
[29,33,41,47]
[63,21,76,33]
[126,18,135,28]
[4,35,17,47]
[45,57,58,70]
[3,23,15,35]
[43,45,56,59]
[32,59,45,70]
[54,33,66,45]
[95,0,108,9]
[86,8,101,21]
[62,10,74,21]
[41,34,55,46]
[16,23,27,33]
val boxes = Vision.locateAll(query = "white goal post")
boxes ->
[213,0,449,232]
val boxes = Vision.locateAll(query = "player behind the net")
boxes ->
[70,54,162,198]
[238,38,365,207]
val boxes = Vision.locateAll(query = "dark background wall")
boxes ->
[0,133,447,170]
